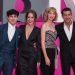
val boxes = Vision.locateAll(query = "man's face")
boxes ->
[62,11,72,24]
[7,14,18,25]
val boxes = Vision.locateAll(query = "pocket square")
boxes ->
[18,36,20,38]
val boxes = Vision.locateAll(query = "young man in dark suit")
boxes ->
[56,7,75,75]
[0,9,20,75]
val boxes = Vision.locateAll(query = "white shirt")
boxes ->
[64,22,73,41]
[8,22,16,42]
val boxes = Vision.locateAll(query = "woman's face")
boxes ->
[26,13,35,25]
[47,11,56,21]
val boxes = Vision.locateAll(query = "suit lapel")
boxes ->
[61,23,69,42]
[25,25,35,41]
[3,23,8,41]
[15,27,18,48]
[70,21,75,42]
[28,26,35,41]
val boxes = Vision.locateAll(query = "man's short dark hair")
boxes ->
[7,9,19,17]
[61,7,72,15]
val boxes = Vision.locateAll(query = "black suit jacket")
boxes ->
[55,21,75,58]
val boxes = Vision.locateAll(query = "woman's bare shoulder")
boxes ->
[41,22,47,29]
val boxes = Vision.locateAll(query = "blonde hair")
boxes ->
[43,7,58,22]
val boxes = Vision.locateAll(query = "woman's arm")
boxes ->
[41,24,50,66]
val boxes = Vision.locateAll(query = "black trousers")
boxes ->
[60,52,75,75]
[40,48,55,75]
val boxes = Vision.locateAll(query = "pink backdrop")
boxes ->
[1,0,74,75]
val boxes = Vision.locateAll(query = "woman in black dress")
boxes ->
[17,9,41,75]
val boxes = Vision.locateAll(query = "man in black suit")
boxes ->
[0,9,20,75]
[56,8,75,75]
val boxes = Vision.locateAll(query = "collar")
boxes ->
[8,22,16,28]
